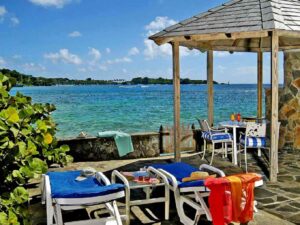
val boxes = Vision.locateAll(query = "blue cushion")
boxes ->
[151,162,205,188]
[240,135,266,148]
[48,170,124,198]
[202,131,232,141]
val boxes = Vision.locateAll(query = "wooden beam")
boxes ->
[257,51,263,118]
[207,50,214,126]
[172,42,181,162]
[278,30,300,38]
[152,31,270,45]
[270,31,279,182]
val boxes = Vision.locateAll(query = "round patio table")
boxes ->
[219,121,247,165]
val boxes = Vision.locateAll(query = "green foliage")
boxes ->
[0,73,73,224]
[0,68,219,86]
[130,76,219,85]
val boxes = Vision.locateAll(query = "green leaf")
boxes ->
[29,158,47,175]
[37,120,47,131]
[6,107,20,123]
[12,187,29,204]
[10,127,19,138]
[60,145,70,152]
[0,212,8,225]
[18,142,26,157]
[26,140,37,155]
[8,210,19,225]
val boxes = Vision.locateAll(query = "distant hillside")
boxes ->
[0,68,219,86]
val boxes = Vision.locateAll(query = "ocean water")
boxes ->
[11,84,266,138]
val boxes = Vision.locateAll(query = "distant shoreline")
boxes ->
[1,68,223,87]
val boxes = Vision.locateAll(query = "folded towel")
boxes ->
[98,131,134,157]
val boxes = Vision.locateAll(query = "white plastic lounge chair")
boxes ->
[198,119,233,164]
[41,170,126,225]
[150,162,225,225]
[151,162,263,225]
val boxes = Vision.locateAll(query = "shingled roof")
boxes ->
[150,0,300,51]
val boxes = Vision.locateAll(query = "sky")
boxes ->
[0,0,284,83]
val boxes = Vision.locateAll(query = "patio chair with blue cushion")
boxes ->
[239,121,267,172]
[41,170,126,225]
[239,121,280,173]
[150,162,225,225]
[198,119,233,165]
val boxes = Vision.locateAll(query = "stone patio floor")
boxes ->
[29,149,300,225]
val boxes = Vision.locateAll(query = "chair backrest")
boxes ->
[245,122,266,137]
[198,119,210,132]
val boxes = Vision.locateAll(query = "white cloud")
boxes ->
[145,16,177,36]
[128,47,139,56]
[28,0,75,8]
[122,68,127,73]
[106,57,132,65]
[69,31,81,38]
[106,48,111,54]
[0,57,6,67]
[99,65,107,71]
[78,67,87,72]
[88,47,101,63]
[0,6,7,17]
[23,62,46,72]
[12,55,22,59]
[10,17,19,26]
[44,49,82,65]
[143,16,197,59]
[234,66,257,75]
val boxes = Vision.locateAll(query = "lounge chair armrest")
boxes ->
[96,172,111,185]
[111,170,130,188]
[157,169,178,190]
[199,164,226,177]
[147,166,169,185]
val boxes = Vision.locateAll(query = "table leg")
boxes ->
[233,127,238,165]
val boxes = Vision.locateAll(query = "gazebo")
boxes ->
[149,0,300,182]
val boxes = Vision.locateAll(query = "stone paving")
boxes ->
[29,150,300,225]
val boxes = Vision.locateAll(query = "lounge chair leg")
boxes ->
[202,140,206,160]
[195,192,212,221]
[210,143,215,165]
[54,204,63,225]
[112,201,123,225]
[225,143,228,158]
[222,143,225,158]
[164,182,170,220]
[244,148,248,173]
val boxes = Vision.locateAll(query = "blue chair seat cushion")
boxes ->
[47,170,124,198]
[240,135,266,147]
[151,162,205,188]
[202,131,232,141]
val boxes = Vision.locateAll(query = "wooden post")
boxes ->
[270,31,279,182]
[172,42,181,162]
[257,51,263,119]
[207,50,214,126]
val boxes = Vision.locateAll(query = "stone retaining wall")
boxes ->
[58,132,160,161]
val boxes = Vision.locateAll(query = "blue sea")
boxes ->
[11,84,266,138]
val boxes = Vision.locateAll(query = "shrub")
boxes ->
[0,73,73,225]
